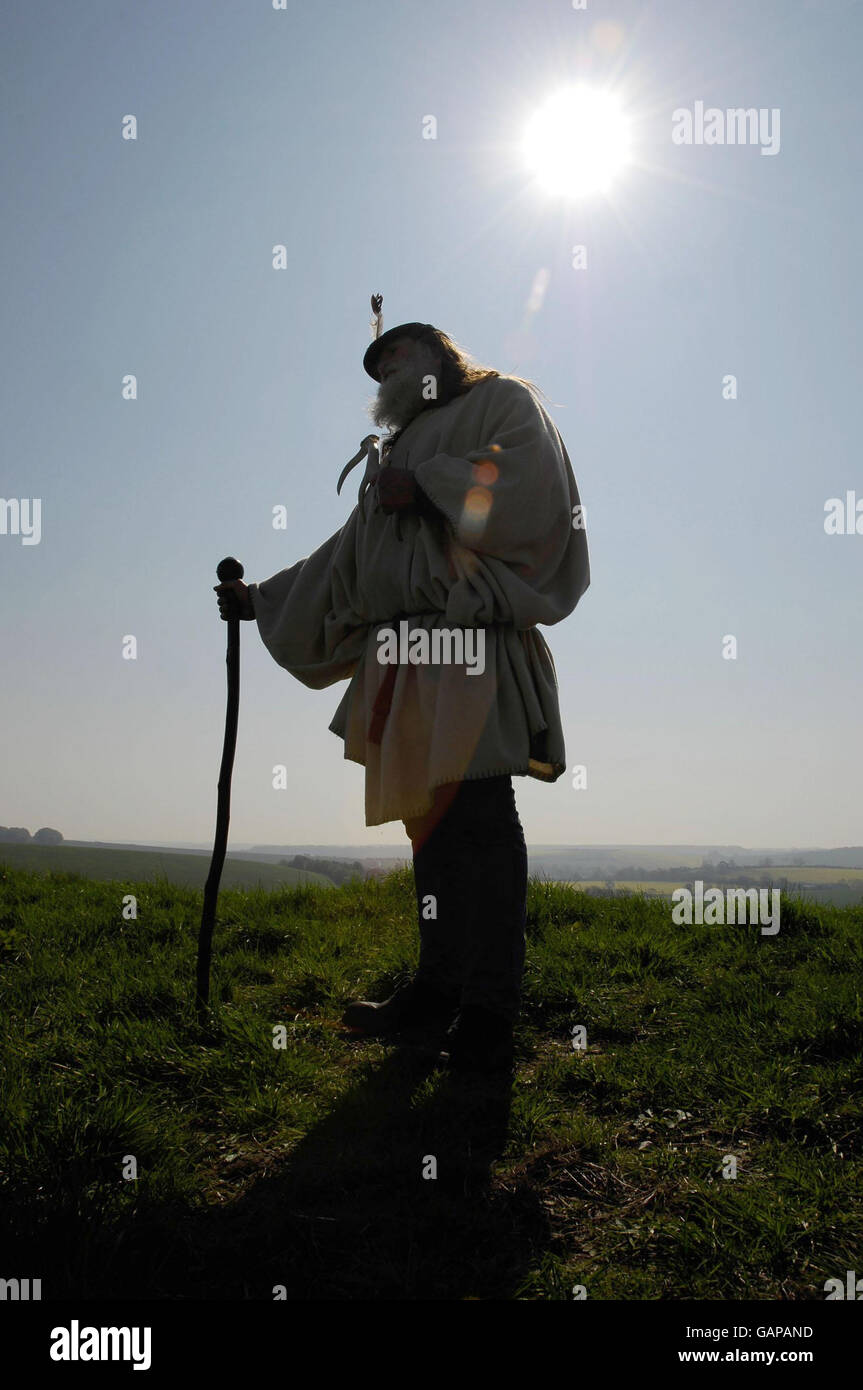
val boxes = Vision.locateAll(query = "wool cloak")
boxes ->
[247,375,590,826]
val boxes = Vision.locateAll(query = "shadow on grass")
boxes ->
[6,1047,550,1301]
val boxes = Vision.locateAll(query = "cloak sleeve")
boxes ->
[246,519,369,690]
[412,377,590,630]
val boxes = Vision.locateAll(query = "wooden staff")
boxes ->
[196,555,244,1017]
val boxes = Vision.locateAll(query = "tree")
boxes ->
[0,827,31,843]
[34,827,63,845]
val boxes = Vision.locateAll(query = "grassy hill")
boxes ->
[0,842,333,890]
[0,863,860,1300]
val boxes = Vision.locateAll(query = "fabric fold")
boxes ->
[248,375,589,825]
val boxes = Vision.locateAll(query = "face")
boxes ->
[376,337,418,383]
[369,336,441,433]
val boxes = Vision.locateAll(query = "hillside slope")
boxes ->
[0,864,860,1300]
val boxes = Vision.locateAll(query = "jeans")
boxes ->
[403,776,528,1021]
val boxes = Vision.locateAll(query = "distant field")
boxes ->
[746,866,863,883]
[540,853,710,871]
[573,867,863,887]
[0,843,333,890]
[572,881,684,895]
[568,869,863,905]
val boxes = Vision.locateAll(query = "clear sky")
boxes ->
[2,0,861,850]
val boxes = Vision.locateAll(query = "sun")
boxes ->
[523,86,632,197]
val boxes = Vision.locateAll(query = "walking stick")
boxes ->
[196,555,244,1018]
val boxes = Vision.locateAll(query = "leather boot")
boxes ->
[342,975,458,1036]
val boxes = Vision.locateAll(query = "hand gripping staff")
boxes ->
[196,555,244,1017]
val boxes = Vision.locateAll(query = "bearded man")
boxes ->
[216,315,590,1073]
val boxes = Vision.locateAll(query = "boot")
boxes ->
[342,975,458,1037]
[438,1004,515,1074]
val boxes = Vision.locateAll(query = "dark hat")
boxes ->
[363,322,440,381]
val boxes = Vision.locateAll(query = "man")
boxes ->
[216,316,589,1073]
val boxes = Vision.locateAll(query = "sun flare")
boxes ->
[523,86,632,197]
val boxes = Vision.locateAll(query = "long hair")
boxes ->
[380,328,545,453]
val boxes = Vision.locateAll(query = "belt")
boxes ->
[367,661,398,744]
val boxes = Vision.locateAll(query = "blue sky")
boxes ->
[1,0,861,849]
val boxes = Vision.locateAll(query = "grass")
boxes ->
[0,864,861,1300]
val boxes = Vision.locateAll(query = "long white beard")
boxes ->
[368,345,439,432]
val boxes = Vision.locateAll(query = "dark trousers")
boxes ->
[403,776,528,1021]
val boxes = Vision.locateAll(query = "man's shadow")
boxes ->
[166,1042,550,1300]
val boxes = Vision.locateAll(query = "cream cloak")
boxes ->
[247,375,590,826]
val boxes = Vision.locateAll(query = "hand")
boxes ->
[373,467,418,514]
[214,578,255,621]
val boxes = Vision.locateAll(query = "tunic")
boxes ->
[246,374,590,826]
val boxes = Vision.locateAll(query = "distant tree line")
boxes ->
[567,864,715,882]
[569,862,788,882]
[280,854,364,886]
[0,826,63,844]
